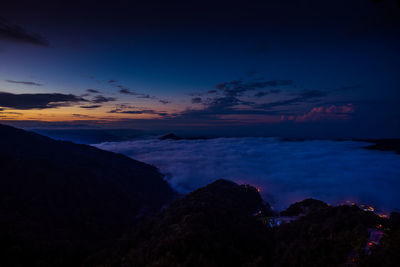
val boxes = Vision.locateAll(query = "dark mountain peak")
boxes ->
[195,178,238,192]
[159,133,181,140]
[184,179,263,215]
[87,179,270,267]
[281,198,328,216]
[364,139,400,154]
[159,133,209,140]
[199,178,246,191]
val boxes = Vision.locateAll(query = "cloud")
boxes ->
[112,82,162,102]
[177,95,284,122]
[254,91,268,97]
[108,108,168,116]
[175,96,283,123]
[116,85,158,100]
[191,97,202,104]
[300,90,328,98]
[136,82,358,133]
[178,77,299,120]
[254,89,282,98]
[215,79,292,97]
[0,91,86,109]
[95,138,400,211]
[137,94,155,99]
[257,90,328,109]
[91,95,116,103]
[205,96,245,108]
[0,18,50,46]
[186,75,347,123]
[72,113,91,118]
[5,80,42,86]
[0,110,22,116]
[118,87,138,95]
[281,104,355,122]
[180,73,336,125]
[80,104,102,109]
[86,89,100,93]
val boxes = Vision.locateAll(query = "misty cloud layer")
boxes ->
[95,138,400,211]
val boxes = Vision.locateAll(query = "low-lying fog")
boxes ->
[94,138,400,211]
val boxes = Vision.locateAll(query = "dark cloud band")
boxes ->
[0,91,86,109]
[5,80,42,86]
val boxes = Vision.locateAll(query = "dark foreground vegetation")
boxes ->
[0,124,399,266]
[85,180,399,267]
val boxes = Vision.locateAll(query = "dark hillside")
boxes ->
[85,180,387,267]
[85,179,274,267]
[0,124,175,267]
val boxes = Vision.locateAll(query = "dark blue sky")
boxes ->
[0,0,399,138]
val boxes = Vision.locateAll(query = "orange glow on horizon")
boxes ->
[0,104,172,122]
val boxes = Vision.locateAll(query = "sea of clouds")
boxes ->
[94,138,400,211]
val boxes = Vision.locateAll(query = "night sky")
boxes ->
[1,0,399,138]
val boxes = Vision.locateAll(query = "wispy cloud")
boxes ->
[86,89,100,93]
[72,113,92,118]
[191,97,202,104]
[175,74,353,125]
[80,104,102,109]
[178,77,298,119]
[254,91,268,97]
[118,86,138,95]
[5,80,42,86]
[115,83,167,103]
[159,99,170,104]
[256,90,328,109]
[215,79,292,97]
[137,94,155,99]
[108,107,168,116]
[0,18,50,46]
[91,95,116,103]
